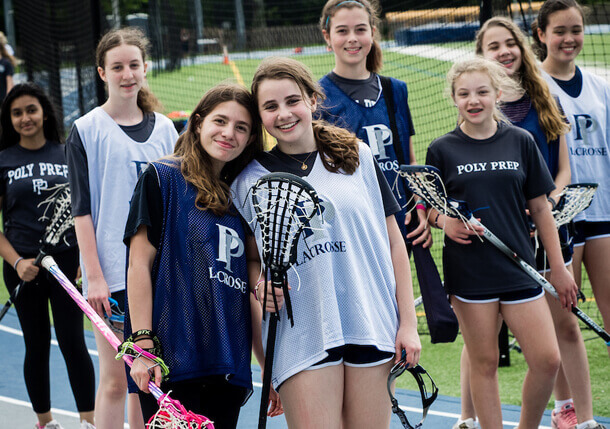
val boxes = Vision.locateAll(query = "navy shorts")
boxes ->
[454,286,544,304]
[573,221,610,246]
[535,224,573,272]
[308,345,394,370]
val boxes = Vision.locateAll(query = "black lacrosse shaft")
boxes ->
[0,250,47,323]
[474,217,610,345]
[258,281,281,429]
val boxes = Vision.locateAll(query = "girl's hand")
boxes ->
[405,210,433,248]
[394,324,421,367]
[87,277,112,318]
[443,216,485,244]
[267,386,284,417]
[15,258,39,282]
[256,281,290,313]
[549,266,578,309]
[130,356,162,393]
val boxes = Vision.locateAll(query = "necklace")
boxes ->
[284,151,316,170]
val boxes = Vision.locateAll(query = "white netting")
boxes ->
[552,184,598,228]
[146,393,214,429]
[37,183,74,247]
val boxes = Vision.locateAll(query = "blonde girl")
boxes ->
[232,57,421,428]
[65,27,178,428]
[427,57,577,429]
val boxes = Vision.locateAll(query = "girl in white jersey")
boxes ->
[448,17,604,429]
[533,0,610,361]
[232,57,421,428]
[427,57,578,429]
[65,28,177,429]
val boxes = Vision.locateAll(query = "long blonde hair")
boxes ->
[319,0,383,74]
[447,57,521,125]
[96,27,161,113]
[171,83,263,216]
[251,57,360,174]
[476,17,569,142]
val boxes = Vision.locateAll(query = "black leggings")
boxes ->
[138,375,249,429]
[3,248,95,414]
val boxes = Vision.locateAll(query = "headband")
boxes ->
[325,1,365,29]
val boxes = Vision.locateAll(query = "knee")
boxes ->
[98,377,127,400]
[530,350,561,377]
[555,318,583,344]
[471,354,499,379]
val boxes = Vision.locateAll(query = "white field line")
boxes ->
[0,323,98,356]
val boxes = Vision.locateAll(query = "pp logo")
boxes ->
[573,114,599,145]
[363,124,393,160]
[216,224,244,273]
[32,178,48,195]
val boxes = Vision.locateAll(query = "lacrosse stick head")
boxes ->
[251,172,320,273]
[37,183,74,248]
[553,183,598,227]
[398,165,472,220]
[147,393,215,428]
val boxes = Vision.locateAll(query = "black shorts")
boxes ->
[308,345,394,370]
[454,286,544,304]
[573,221,610,246]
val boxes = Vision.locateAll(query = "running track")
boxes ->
[2,309,609,428]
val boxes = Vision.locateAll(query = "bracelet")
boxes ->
[415,204,426,211]
[13,257,24,271]
[547,196,557,210]
[415,199,426,207]
[254,280,264,301]
[132,329,154,340]
[133,336,153,343]
[434,212,441,228]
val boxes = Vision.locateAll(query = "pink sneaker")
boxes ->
[551,402,578,429]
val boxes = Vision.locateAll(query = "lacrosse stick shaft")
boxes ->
[40,256,166,399]
[258,313,278,429]
[0,251,47,323]
[470,217,610,345]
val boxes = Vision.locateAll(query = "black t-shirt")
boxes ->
[426,123,555,295]
[256,146,400,217]
[66,112,157,216]
[0,141,77,254]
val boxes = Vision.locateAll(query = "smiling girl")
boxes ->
[65,27,177,429]
[427,57,577,429]
[232,57,420,428]
[533,0,610,364]
[124,83,267,429]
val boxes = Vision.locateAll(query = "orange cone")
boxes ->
[222,46,229,65]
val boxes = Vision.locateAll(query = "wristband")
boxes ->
[415,204,426,211]
[132,329,154,340]
[547,196,557,210]
[415,199,426,207]
[434,213,441,228]
[254,280,264,301]
[13,257,24,271]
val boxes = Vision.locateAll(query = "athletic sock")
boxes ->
[555,398,574,412]
[576,420,597,429]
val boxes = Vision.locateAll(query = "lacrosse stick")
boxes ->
[387,351,439,429]
[552,183,598,228]
[250,172,320,429]
[40,256,214,428]
[0,183,74,323]
[399,165,610,346]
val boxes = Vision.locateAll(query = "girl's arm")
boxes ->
[548,134,571,206]
[388,215,421,365]
[405,136,433,247]
[427,208,484,244]
[528,194,578,308]
[0,197,39,281]
[74,215,111,316]
[126,225,160,392]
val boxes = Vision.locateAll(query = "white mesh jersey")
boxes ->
[542,69,610,222]
[74,107,177,295]
[232,142,399,388]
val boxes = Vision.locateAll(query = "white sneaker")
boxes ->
[80,421,96,429]
[453,418,477,429]
[35,420,64,429]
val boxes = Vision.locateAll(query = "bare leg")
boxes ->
[343,360,394,428]
[503,296,561,429]
[128,393,145,429]
[582,236,610,358]
[35,411,54,427]
[280,364,344,428]
[459,346,477,421]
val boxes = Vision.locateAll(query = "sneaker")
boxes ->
[80,421,96,429]
[35,420,64,429]
[581,423,607,429]
[551,402,578,429]
[453,418,477,429]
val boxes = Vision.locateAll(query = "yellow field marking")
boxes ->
[229,61,245,87]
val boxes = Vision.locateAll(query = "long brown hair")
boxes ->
[476,17,569,142]
[320,0,383,74]
[531,0,586,61]
[96,27,161,113]
[251,57,360,174]
[171,83,263,216]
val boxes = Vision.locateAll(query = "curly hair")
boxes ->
[0,83,62,150]
[531,0,586,61]
[96,27,161,113]
[169,83,263,216]
[476,17,569,142]
[251,57,360,174]
[320,0,383,73]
